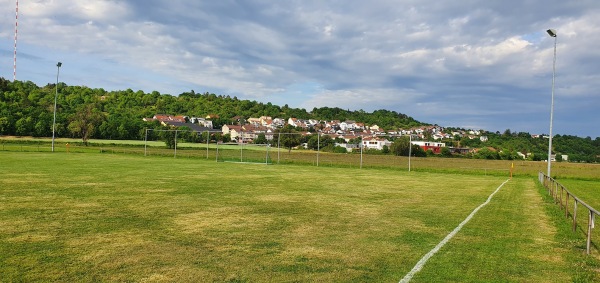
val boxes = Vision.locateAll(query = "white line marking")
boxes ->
[399,179,510,283]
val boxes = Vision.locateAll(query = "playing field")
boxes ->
[3,136,598,179]
[0,152,597,281]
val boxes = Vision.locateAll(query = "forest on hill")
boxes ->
[0,78,599,162]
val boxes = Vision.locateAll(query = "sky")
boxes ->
[1,1,599,138]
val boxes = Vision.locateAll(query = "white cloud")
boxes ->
[2,0,600,136]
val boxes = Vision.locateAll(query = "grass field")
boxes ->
[2,151,599,282]
[2,136,599,179]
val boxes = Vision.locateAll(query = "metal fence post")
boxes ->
[360,136,363,169]
[174,130,178,158]
[206,131,209,159]
[144,128,148,156]
[317,132,320,167]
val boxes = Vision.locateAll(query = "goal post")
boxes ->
[143,128,221,158]
[216,142,273,164]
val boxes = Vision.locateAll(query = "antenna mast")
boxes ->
[14,0,19,81]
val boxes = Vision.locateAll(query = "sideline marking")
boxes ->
[399,179,510,283]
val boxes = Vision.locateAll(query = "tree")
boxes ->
[412,145,427,157]
[475,148,499,160]
[200,131,210,143]
[177,126,195,143]
[555,154,563,162]
[67,104,103,145]
[159,127,176,149]
[0,117,10,134]
[277,125,301,153]
[440,146,452,157]
[222,133,231,143]
[382,145,390,154]
[306,134,334,150]
[15,117,33,136]
[254,133,268,144]
[390,137,410,156]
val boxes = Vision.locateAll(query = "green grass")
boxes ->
[412,178,574,282]
[3,136,600,179]
[554,179,600,209]
[2,152,596,281]
[541,178,600,265]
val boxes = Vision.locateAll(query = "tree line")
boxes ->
[0,78,422,141]
[0,78,598,162]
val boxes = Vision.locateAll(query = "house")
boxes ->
[288,118,299,127]
[325,120,341,129]
[144,114,186,124]
[222,125,243,141]
[259,116,273,127]
[144,114,217,134]
[190,117,213,128]
[452,131,463,137]
[362,137,392,150]
[308,119,320,127]
[335,142,360,152]
[288,118,309,129]
[411,141,446,154]
[272,118,286,128]
[160,121,216,133]
[340,120,357,131]
[247,117,262,126]
[432,134,444,140]
[449,147,472,155]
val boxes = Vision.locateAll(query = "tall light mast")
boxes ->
[13,0,19,81]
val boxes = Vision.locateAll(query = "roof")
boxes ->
[162,121,220,132]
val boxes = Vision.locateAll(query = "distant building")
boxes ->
[411,141,445,154]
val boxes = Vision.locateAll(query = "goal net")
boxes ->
[216,143,273,164]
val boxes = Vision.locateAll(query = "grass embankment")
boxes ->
[1,152,597,281]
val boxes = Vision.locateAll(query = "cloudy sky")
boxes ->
[1,1,599,137]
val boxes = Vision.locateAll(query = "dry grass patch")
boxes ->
[0,152,591,281]
[173,208,275,234]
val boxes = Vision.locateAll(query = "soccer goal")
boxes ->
[216,142,273,164]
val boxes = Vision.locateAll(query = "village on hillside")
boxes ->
[142,114,501,156]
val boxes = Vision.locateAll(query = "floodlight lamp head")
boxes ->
[546,29,557,37]
[57,62,62,67]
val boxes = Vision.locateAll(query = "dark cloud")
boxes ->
[1,0,599,137]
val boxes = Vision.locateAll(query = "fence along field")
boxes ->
[2,136,599,179]
[539,173,600,255]
[1,152,590,281]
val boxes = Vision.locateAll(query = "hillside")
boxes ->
[0,78,599,162]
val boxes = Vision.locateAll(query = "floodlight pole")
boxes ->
[51,62,62,152]
[546,29,557,177]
